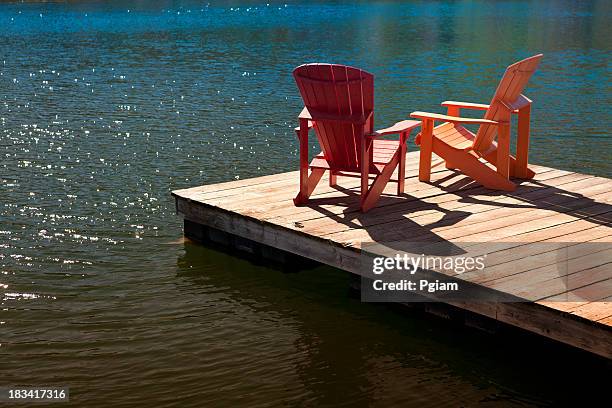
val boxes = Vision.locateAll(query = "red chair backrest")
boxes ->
[293,63,374,172]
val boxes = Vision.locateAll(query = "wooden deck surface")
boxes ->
[173,151,612,358]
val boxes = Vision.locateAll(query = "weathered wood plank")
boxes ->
[570,301,612,322]
[263,170,589,234]
[321,176,609,244]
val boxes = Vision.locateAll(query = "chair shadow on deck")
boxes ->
[296,180,472,256]
[296,168,612,258]
[430,170,612,228]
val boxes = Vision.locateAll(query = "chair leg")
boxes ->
[293,168,325,205]
[362,148,400,212]
[483,150,536,179]
[433,141,516,192]
[360,136,371,208]
[329,170,337,187]
[419,120,433,182]
[397,132,407,195]
[515,104,531,178]
[497,122,511,180]
[293,121,325,205]
[294,161,308,205]
[457,151,516,191]
[294,125,309,205]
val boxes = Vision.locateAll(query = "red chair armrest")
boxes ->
[367,120,420,138]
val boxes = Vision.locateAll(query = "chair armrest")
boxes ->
[298,106,312,120]
[506,94,532,111]
[442,95,532,114]
[410,111,499,125]
[295,107,314,131]
[441,101,490,111]
[367,120,420,138]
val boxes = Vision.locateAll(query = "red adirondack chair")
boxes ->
[410,54,543,191]
[293,64,420,212]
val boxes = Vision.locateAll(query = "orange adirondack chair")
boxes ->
[293,63,420,212]
[410,54,543,191]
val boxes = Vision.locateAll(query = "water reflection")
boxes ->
[176,242,607,407]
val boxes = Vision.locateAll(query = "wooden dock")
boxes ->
[172,151,612,358]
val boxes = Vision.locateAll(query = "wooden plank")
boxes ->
[326,192,611,248]
[245,168,578,241]
[501,263,611,302]
[451,300,612,357]
[467,225,612,271]
[538,296,612,322]
[491,301,611,358]
[467,235,612,286]
[599,315,612,326]
[306,173,604,239]
[538,275,612,302]
[262,168,578,229]
[230,154,554,213]
[570,301,612,322]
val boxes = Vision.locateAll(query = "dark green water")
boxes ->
[1,1,610,406]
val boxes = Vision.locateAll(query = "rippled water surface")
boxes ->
[1,1,610,407]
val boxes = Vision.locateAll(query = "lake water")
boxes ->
[1,1,610,406]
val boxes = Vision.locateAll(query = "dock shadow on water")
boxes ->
[169,242,610,407]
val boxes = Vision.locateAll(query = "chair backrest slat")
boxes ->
[307,64,341,167]
[473,54,543,153]
[330,64,355,168]
[294,63,374,172]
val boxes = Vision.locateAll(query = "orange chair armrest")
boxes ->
[505,94,532,111]
[442,95,532,114]
[441,100,490,111]
[409,111,499,125]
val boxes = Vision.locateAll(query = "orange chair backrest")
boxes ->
[473,54,543,154]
